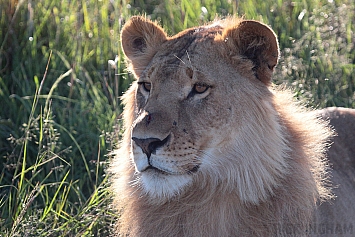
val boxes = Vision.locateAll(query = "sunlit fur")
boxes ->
[110,16,337,236]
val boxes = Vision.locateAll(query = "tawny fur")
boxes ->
[110,16,355,237]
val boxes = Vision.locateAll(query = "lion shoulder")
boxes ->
[318,107,355,170]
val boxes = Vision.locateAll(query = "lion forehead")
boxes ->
[152,25,223,62]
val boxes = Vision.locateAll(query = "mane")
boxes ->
[110,86,333,236]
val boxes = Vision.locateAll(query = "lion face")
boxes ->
[131,57,236,199]
[121,17,287,203]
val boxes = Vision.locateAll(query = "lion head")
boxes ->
[111,16,334,236]
[119,16,288,203]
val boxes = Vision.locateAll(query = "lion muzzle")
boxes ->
[132,136,169,159]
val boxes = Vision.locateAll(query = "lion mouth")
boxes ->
[145,165,169,174]
[144,164,200,175]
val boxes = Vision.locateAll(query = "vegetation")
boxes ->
[0,0,354,236]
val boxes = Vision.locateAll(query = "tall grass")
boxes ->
[0,0,354,235]
[1,0,125,235]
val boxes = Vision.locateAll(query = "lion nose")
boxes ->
[132,136,169,158]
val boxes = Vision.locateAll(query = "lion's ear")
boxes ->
[223,20,279,85]
[121,16,167,77]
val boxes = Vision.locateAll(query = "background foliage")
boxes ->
[0,0,354,236]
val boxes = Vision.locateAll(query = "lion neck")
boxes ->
[119,165,316,237]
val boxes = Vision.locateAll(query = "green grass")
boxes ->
[0,0,354,236]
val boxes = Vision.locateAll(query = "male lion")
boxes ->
[110,16,355,236]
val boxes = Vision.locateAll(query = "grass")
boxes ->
[0,0,354,236]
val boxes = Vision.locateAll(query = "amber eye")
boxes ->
[193,84,209,94]
[139,82,151,92]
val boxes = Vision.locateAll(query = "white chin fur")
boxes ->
[140,171,192,202]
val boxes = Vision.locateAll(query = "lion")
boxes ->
[110,16,355,236]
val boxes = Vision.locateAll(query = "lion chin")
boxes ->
[139,170,192,200]
[110,16,355,237]
[132,152,195,201]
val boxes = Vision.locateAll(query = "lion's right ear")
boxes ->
[121,16,168,78]
[222,20,279,85]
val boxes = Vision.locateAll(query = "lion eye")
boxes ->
[193,84,209,94]
[139,82,151,92]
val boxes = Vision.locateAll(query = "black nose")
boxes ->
[132,136,169,158]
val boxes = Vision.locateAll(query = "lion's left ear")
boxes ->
[121,16,168,78]
[222,20,279,85]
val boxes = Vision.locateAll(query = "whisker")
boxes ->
[185,50,193,67]
[174,54,186,64]
[129,176,144,197]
